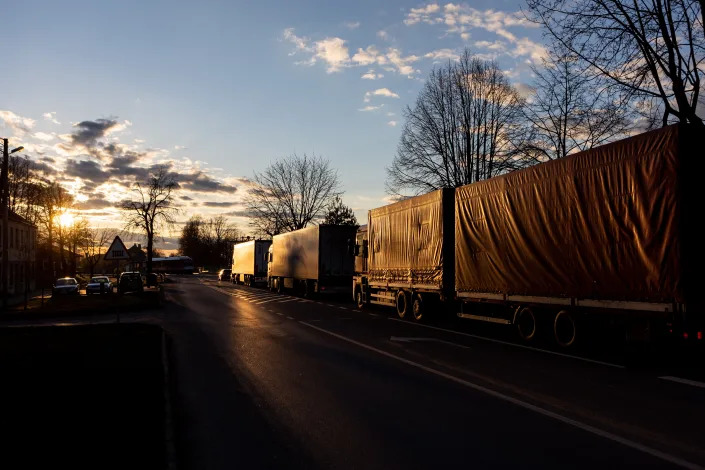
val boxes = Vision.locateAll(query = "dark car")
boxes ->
[53,277,79,296]
[218,269,232,281]
[118,271,144,294]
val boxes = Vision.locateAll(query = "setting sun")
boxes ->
[57,212,75,228]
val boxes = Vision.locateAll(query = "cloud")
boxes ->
[404,3,544,63]
[314,37,350,73]
[377,30,389,40]
[285,28,420,77]
[388,121,398,127]
[176,170,238,193]
[0,110,36,137]
[361,69,384,80]
[202,201,239,207]
[34,132,55,141]
[364,88,400,102]
[358,104,385,112]
[43,111,60,124]
[404,3,442,25]
[74,197,115,210]
[424,48,460,61]
[64,159,111,184]
[344,21,360,30]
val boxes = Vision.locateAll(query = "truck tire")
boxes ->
[276,278,283,294]
[554,310,577,347]
[355,288,364,309]
[412,293,424,321]
[396,290,410,319]
[516,306,537,342]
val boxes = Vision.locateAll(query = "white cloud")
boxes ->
[0,110,36,137]
[424,48,460,61]
[364,88,400,102]
[314,37,350,73]
[361,69,384,80]
[404,3,442,25]
[377,30,389,40]
[387,112,396,117]
[344,21,360,30]
[359,104,385,112]
[404,4,544,63]
[174,145,186,150]
[283,28,311,54]
[34,131,55,141]
[43,111,60,124]
[387,121,398,127]
[351,45,381,66]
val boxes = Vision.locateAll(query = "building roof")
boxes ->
[8,209,36,227]
[127,243,147,262]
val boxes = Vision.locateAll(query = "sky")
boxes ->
[0,0,546,249]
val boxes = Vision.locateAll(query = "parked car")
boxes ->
[118,271,144,294]
[86,276,112,295]
[218,268,232,281]
[53,277,79,296]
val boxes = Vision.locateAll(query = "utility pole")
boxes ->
[1,138,9,311]
[1,139,24,311]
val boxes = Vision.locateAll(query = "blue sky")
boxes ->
[0,0,545,245]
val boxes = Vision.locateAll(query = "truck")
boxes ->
[352,188,455,321]
[268,224,357,296]
[354,124,704,347]
[231,240,272,286]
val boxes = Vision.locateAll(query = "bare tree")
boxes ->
[387,50,526,195]
[246,154,341,236]
[522,45,634,161]
[120,166,179,276]
[37,182,73,275]
[525,0,705,127]
[66,218,90,276]
[81,228,114,277]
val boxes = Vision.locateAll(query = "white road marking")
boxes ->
[299,321,702,470]
[286,316,295,320]
[338,307,349,311]
[390,336,471,349]
[276,298,298,303]
[254,298,283,305]
[327,304,336,307]
[658,376,705,389]
[388,318,624,369]
[275,312,284,316]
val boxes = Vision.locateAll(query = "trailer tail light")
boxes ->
[321,286,326,291]
[683,332,689,340]
[698,331,703,340]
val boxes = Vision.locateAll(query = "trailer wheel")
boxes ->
[516,307,537,342]
[355,288,364,309]
[412,294,424,321]
[396,290,410,319]
[554,310,577,347]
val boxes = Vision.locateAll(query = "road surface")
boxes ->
[156,275,704,470]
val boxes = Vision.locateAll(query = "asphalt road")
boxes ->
[154,274,704,470]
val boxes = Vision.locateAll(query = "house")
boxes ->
[0,209,37,296]
[126,243,147,272]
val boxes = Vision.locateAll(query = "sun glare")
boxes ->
[57,212,75,227]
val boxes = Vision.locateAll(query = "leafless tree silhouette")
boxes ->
[120,166,179,275]
[387,50,526,196]
[525,0,705,126]
[246,154,340,236]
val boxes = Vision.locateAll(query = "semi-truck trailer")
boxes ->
[268,224,357,296]
[352,188,455,321]
[231,239,272,286]
[354,124,703,346]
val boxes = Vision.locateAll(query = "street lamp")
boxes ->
[1,138,25,311]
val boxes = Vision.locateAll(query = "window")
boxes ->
[112,250,124,258]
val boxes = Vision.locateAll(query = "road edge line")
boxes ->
[299,321,702,470]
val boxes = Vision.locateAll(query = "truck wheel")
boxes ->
[355,288,364,309]
[303,281,313,298]
[396,290,410,319]
[516,307,537,342]
[276,279,283,294]
[554,310,577,347]
[412,294,424,321]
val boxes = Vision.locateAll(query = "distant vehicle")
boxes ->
[53,277,79,296]
[86,276,112,295]
[231,240,271,286]
[218,269,232,281]
[268,225,357,296]
[118,272,144,294]
[151,256,195,274]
